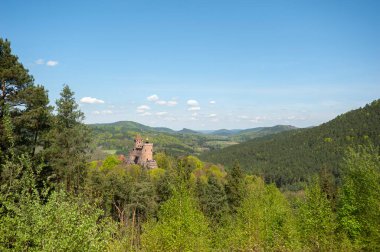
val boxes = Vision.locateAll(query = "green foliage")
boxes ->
[141,185,211,251]
[0,152,115,252]
[0,104,15,161]
[148,168,165,182]
[225,161,245,212]
[0,38,34,162]
[196,175,229,224]
[47,85,91,193]
[297,179,338,251]
[100,155,122,171]
[0,190,116,251]
[338,145,380,250]
[218,177,299,251]
[154,152,174,170]
[13,85,53,157]
[0,38,33,118]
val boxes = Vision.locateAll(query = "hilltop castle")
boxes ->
[126,135,157,169]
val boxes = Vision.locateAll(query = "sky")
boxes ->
[1,0,379,130]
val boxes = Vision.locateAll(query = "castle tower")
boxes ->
[126,136,157,169]
[134,135,144,148]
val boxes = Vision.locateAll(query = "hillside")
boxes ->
[89,122,296,157]
[201,100,380,187]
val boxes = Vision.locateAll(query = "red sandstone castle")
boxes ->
[126,135,158,169]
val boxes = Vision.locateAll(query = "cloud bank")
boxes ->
[80,97,105,104]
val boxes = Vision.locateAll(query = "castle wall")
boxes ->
[127,137,157,169]
[140,143,153,163]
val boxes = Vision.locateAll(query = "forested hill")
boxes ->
[89,121,296,157]
[201,100,380,187]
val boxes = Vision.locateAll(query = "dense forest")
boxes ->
[89,121,295,157]
[201,101,380,188]
[1,38,380,251]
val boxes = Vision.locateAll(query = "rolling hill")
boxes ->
[89,121,296,157]
[200,100,380,187]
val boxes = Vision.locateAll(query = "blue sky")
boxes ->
[1,0,379,130]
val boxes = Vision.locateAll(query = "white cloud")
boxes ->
[164,117,177,121]
[147,95,178,107]
[35,59,45,65]
[92,110,113,115]
[156,111,168,116]
[250,116,267,123]
[137,105,150,110]
[167,100,178,106]
[238,115,249,119]
[141,112,152,116]
[192,112,198,116]
[187,100,199,106]
[209,100,216,104]
[80,97,105,104]
[136,105,151,113]
[46,60,59,67]
[156,100,167,105]
[147,94,159,102]
[208,113,217,118]
[188,106,201,111]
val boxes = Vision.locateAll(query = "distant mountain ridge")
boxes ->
[89,121,296,136]
[88,121,297,157]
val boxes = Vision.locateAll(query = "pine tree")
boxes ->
[48,85,90,193]
[0,38,33,118]
[225,160,245,212]
[0,38,34,162]
[197,175,228,224]
[13,85,53,157]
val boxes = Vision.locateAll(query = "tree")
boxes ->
[298,179,337,251]
[13,85,53,157]
[196,175,228,224]
[225,160,245,212]
[48,85,91,193]
[141,185,211,251]
[337,145,380,250]
[0,38,34,162]
[219,177,299,251]
[0,38,33,118]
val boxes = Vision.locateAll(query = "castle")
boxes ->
[126,135,157,169]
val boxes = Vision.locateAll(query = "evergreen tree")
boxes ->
[0,38,33,118]
[197,175,228,224]
[48,85,91,193]
[0,38,34,162]
[225,160,245,212]
[13,85,53,157]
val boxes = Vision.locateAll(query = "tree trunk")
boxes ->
[131,208,136,251]
[0,80,6,118]
[32,129,39,157]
